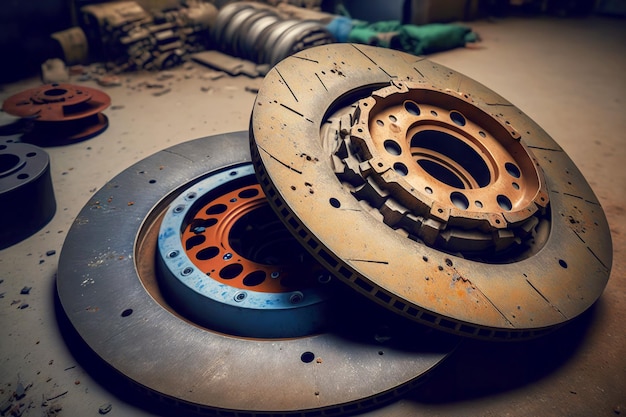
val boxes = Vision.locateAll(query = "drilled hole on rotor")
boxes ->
[220,263,243,279]
[450,192,469,210]
[44,88,67,97]
[189,218,218,231]
[206,203,227,215]
[394,162,408,176]
[301,351,315,363]
[229,204,306,265]
[384,139,402,156]
[412,130,491,189]
[243,270,266,287]
[497,195,513,211]
[238,188,260,199]
[185,235,205,250]
[449,111,466,126]
[505,162,521,178]
[404,100,420,116]
[196,246,220,260]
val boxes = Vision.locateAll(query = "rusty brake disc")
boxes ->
[2,83,110,145]
[249,44,612,340]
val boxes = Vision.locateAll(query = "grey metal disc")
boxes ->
[57,131,456,415]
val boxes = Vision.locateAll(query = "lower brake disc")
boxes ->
[249,44,612,340]
[57,131,456,415]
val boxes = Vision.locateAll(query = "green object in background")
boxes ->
[348,20,475,55]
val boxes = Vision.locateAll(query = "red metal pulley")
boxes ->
[2,83,111,145]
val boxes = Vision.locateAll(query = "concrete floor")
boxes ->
[0,15,624,417]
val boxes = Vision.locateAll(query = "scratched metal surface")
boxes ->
[250,43,612,339]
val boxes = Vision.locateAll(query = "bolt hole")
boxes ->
[376,119,384,127]
[394,162,408,176]
[430,110,438,117]
[378,351,384,356]
[450,111,466,126]
[497,195,513,211]
[384,139,402,156]
[238,188,259,199]
[450,192,469,210]
[505,162,521,178]
[301,352,315,363]
[26,152,36,157]
[389,115,397,122]
[329,197,341,208]
[404,100,420,116]
[121,309,133,317]
[196,246,219,260]
[220,263,243,279]
[512,182,520,190]
[149,179,157,184]
[475,200,483,208]
[425,186,433,194]
[478,131,486,138]
[17,173,29,180]
[445,258,453,267]
[167,250,179,258]
[559,259,568,268]
[181,267,194,276]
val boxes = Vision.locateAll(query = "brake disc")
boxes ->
[57,131,456,415]
[249,43,612,340]
[2,83,110,145]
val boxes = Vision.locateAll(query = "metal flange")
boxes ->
[2,83,110,145]
[249,43,612,340]
[57,131,456,415]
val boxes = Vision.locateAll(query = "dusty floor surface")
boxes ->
[0,16,624,417]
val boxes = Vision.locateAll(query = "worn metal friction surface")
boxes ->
[2,83,110,145]
[57,132,455,415]
[249,44,612,340]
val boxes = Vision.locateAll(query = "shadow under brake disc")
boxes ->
[250,43,612,340]
[57,132,455,416]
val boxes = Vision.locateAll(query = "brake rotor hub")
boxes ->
[157,165,331,338]
[250,43,612,339]
[2,83,110,145]
[328,81,549,257]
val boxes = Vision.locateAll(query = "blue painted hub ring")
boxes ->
[156,163,332,338]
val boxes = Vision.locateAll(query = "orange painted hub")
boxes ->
[181,183,323,293]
